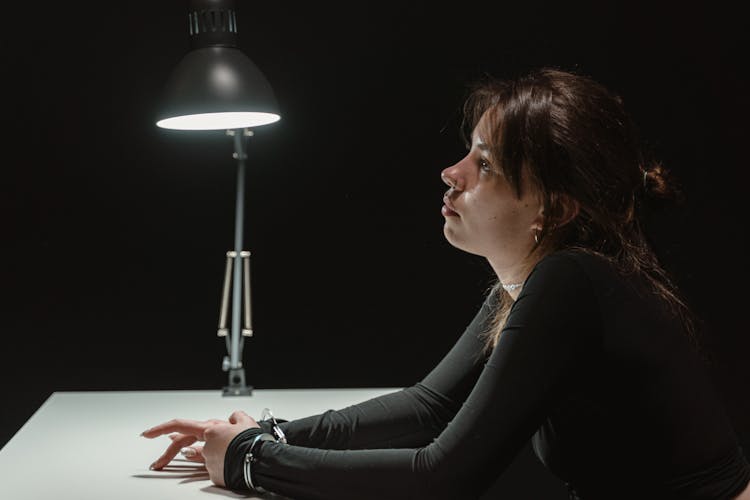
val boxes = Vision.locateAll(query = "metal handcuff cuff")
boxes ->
[243,407,288,494]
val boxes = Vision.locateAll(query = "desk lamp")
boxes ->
[156,0,280,396]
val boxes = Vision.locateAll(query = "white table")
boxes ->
[0,388,402,500]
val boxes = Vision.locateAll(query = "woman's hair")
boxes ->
[460,67,703,360]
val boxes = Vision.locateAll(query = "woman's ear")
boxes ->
[557,193,580,228]
[543,192,580,230]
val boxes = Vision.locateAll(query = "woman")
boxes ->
[142,67,750,499]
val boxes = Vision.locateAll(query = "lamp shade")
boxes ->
[156,0,280,130]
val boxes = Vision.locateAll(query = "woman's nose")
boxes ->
[441,165,462,190]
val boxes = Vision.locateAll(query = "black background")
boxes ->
[3,1,748,497]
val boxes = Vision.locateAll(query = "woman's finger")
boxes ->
[141,418,210,440]
[180,444,205,463]
[228,410,258,427]
[228,410,250,424]
[150,433,197,470]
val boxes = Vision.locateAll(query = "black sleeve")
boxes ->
[264,293,497,450]
[244,253,598,499]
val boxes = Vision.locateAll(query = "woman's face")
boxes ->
[440,113,544,268]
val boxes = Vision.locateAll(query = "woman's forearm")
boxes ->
[266,382,459,450]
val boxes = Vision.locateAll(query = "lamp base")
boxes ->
[222,367,254,396]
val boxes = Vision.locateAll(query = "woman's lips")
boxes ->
[442,204,459,217]
[442,195,460,217]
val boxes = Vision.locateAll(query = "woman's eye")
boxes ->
[478,158,492,172]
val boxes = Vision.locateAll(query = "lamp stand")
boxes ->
[217,128,255,396]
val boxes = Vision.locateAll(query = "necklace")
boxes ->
[501,282,524,291]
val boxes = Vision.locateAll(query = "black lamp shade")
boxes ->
[156,0,280,130]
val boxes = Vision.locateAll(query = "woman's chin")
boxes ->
[443,228,474,253]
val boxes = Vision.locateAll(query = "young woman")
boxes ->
[142,67,750,499]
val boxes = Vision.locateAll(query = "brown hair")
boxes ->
[460,67,703,360]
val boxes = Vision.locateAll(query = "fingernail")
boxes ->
[149,463,156,470]
[180,447,196,457]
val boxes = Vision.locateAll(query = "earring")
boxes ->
[534,229,540,244]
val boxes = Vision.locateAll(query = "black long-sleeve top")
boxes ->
[225,249,750,499]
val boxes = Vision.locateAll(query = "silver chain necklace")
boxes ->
[501,282,524,291]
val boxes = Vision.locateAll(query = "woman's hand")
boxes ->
[141,410,260,486]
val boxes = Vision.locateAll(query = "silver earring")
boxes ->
[534,229,540,244]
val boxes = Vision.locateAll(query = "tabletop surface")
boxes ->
[0,388,402,500]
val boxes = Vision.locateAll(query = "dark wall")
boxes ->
[3,2,748,497]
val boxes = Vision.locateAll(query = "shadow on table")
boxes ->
[131,462,209,482]
[133,461,293,498]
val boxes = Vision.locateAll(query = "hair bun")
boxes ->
[642,162,686,205]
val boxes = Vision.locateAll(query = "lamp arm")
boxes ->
[221,127,255,396]
[229,128,248,370]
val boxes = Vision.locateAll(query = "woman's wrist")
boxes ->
[223,409,290,491]
[244,433,276,493]
[223,427,265,490]
[258,419,276,436]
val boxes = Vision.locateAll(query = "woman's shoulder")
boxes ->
[522,248,602,291]
[531,247,606,273]
[538,247,617,275]
[527,247,624,294]
[535,247,656,308]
